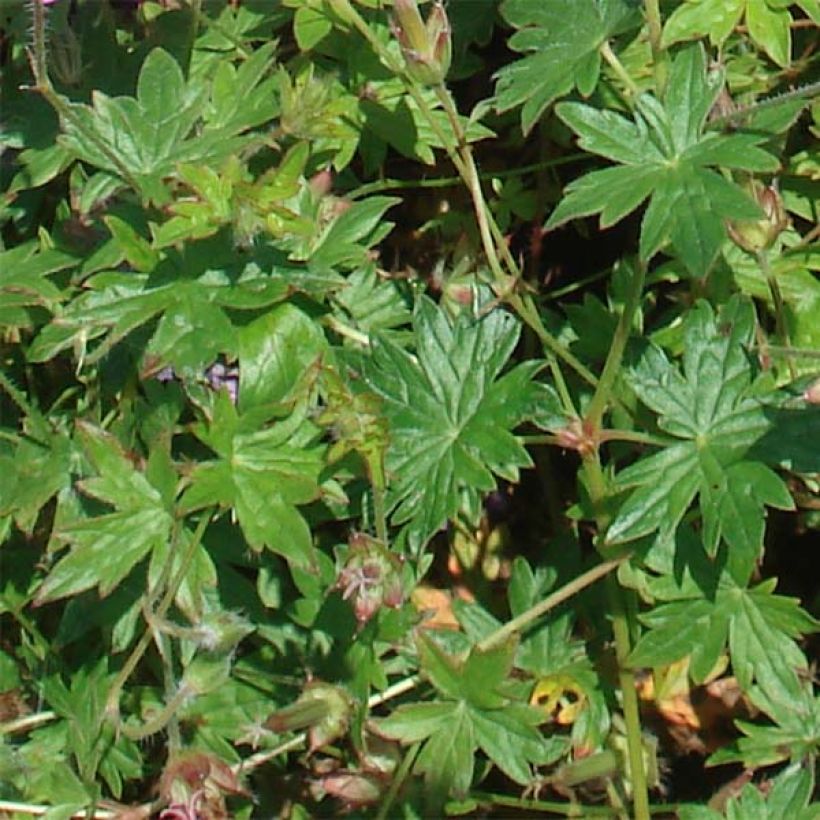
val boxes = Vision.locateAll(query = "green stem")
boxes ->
[643,0,668,95]
[323,314,371,346]
[332,0,599,391]
[28,0,49,89]
[606,573,651,820]
[600,41,641,103]
[476,556,627,653]
[347,155,587,199]
[706,80,820,131]
[121,683,193,741]
[470,791,619,816]
[434,87,514,291]
[370,457,389,545]
[598,429,674,447]
[376,742,420,820]
[755,345,820,359]
[547,354,579,417]
[585,260,646,431]
[582,452,650,820]
[105,511,213,722]
[758,250,797,380]
[521,429,671,448]
[0,711,57,735]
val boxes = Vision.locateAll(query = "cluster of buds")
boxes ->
[727,180,789,253]
[336,533,404,625]
[391,0,452,86]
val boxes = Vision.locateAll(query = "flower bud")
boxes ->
[727,181,789,253]
[265,681,352,751]
[391,0,451,86]
[48,26,83,87]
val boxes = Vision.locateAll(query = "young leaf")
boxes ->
[606,297,795,583]
[494,0,641,134]
[353,298,543,545]
[546,45,779,276]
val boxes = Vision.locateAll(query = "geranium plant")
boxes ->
[1,0,818,817]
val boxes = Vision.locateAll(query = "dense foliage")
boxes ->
[1,0,819,817]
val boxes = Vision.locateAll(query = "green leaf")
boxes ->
[103,215,159,273]
[662,0,744,48]
[377,636,548,800]
[469,703,551,785]
[354,298,542,545]
[35,424,174,603]
[662,0,792,67]
[181,408,324,567]
[294,5,333,50]
[607,297,796,583]
[546,45,779,276]
[238,303,327,411]
[746,0,791,67]
[376,701,456,743]
[630,571,817,698]
[494,0,640,134]
[0,429,74,535]
[710,688,820,768]
[307,196,399,270]
[0,242,77,330]
[413,701,475,800]
[56,48,267,202]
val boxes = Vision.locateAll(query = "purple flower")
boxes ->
[204,361,239,404]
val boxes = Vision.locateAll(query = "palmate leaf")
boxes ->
[606,296,796,584]
[494,0,641,134]
[630,575,817,699]
[35,424,174,603]
[0,242,77,330]
[28,251,342,373]
[354,298,549,546]
[629,535,818,726]
[546,44,780,276]
[376,633,552,800]
[180,399,324,568]
[57,48,275,202]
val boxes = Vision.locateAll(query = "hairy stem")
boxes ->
[105,511,213,723]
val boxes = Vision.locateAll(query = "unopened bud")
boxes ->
[727,181,789,253]
[265,681,352,751]
[391,0,451,86]
[49,26,83,87]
